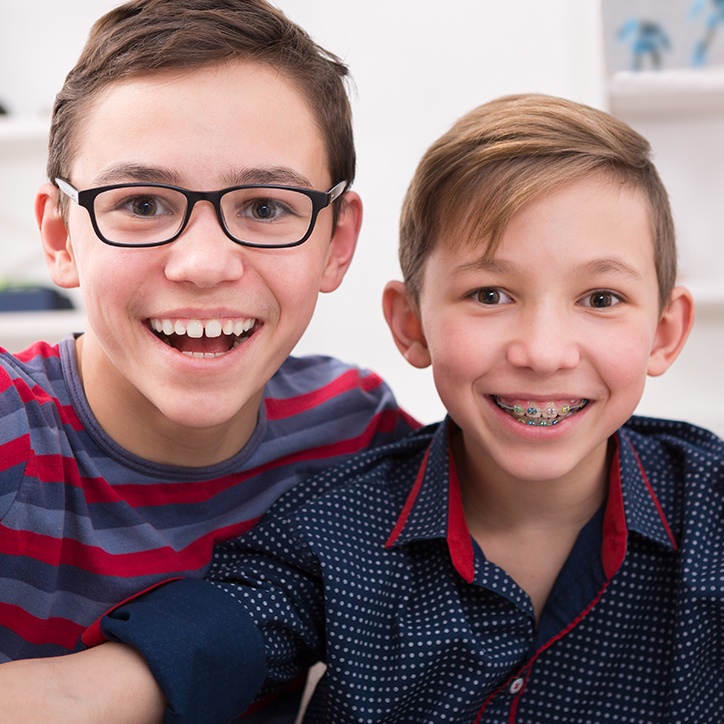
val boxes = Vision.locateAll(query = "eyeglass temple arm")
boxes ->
[328,180,347,204]
[55,178,80,204]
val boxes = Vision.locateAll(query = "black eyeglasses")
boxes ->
[55,178,347,249]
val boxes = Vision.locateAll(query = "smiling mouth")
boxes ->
[493,396,589,426]
[149,317,258,358]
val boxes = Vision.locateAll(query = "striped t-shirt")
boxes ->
[0,336,415,660]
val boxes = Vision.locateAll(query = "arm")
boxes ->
[96,579,269,723]
[0,643,165,723]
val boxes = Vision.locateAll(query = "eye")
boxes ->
[129,197,162,217]
[579,290,622,308]
[473,287,512,305]
[249,198,281,220]
[115,193,177,218]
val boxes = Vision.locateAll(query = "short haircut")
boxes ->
[48,0,354,213]
[399,94,676,310]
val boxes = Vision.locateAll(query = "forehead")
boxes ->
[425,176,656,281]
[69,60,330,188]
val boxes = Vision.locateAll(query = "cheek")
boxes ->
[426,318,496,392]
[593,327,654,394]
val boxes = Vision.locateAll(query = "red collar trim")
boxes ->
[384,442,475,582]
[385,448,429,549]
[447,446,475,582]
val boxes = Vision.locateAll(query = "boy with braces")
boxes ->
[95,93,724,722]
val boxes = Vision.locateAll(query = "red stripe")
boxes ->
[0,435,32,470]
[386,448,429,548]
[75,408,403,508]
[264,370,383,420]
[13,378,84,431]
[0,517,259,578]
[629,440,677,550]
[0,601,83,649]
[14,341,62,363]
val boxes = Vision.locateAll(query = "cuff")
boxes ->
[96,579,267,723]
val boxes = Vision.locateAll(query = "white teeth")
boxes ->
[205,320,222,338]
[186,320,204,339]
[150,317,257,339]
[181,351,227,358]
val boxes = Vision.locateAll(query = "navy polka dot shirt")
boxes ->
[102,416,724,722]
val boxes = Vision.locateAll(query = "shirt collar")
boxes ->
[614,427,678,550]
[385,418,474,581]
[385,418,677,585]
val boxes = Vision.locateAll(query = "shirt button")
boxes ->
[509,677,525,694]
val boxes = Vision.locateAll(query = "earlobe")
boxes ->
[36,183,80,289]
[382,280,432,369]
[647,285,695,377]
[319,191,363,293]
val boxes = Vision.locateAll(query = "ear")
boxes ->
[319,191,363,293]
[36,182,80,289]
[647,285,695,377]
[382,280,431,368]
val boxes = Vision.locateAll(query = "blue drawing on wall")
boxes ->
[617,18,672,70]
[690,0,724,65]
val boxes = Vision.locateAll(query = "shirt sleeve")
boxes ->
[96,578,268,724]
[94,512,328,723]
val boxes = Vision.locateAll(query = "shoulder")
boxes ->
[262,424,438,525]
[620,415,724,529]
[266,354,392,401]
[0,340,68,408]
[621,416,724,472]
[263,354,415,444]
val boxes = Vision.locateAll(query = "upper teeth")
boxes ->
[150,317,256,338]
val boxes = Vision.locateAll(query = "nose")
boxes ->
[163,201,246,288]
[506,302,580,375]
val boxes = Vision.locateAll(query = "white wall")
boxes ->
[1,1,615,425]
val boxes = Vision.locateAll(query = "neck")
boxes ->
[453,432,610,534]
[452,430,611,621]
[75,335,260,467]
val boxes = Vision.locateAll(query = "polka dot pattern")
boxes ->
[209,416,724,722]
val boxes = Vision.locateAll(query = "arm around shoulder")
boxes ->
[96,578,268,723]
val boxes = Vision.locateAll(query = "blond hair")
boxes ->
[399,94,676,310]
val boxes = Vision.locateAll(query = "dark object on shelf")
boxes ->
[0,285,74,311]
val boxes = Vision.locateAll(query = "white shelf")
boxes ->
[0,115,50,145]
[609,67,724,117]
[0,310,85,353]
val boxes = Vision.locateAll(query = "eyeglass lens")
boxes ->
[92,186,316,246]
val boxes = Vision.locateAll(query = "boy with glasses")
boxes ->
[0,0,414,719]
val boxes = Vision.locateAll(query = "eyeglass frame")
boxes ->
[54,177,348,249]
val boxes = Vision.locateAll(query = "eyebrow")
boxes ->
[573,258,644,281]
[92,163,314,189]
[455,255,644,281]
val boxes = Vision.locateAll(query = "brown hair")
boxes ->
[48,0,354,214]
[399,94,676,310]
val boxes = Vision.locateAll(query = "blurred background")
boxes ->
[1,0,723,433]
